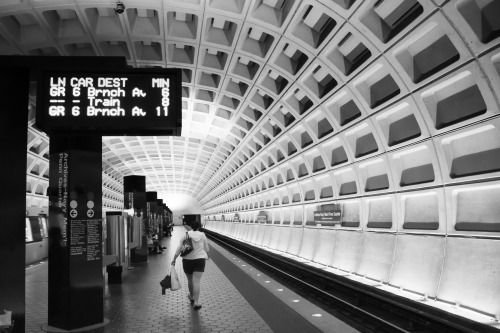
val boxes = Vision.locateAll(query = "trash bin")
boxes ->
[106,265,123,284]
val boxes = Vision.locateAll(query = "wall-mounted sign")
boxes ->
[37,69,182,135]
[69,219,102,262]
[313,210,341,226]
[257,211,267,223]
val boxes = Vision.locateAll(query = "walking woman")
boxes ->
[171,221,209,310]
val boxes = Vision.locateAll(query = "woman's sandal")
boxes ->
[187,294,194,304]
[194,305,202,310]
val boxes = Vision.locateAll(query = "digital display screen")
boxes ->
[36,69,182,135]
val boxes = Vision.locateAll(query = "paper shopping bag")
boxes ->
[0,310,12,328]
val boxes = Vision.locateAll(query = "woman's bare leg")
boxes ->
[185,273,193,299]
[192,271,203,306]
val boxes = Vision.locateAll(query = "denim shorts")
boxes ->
[182,258,206,274]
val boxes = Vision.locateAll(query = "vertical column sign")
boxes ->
[48,137,103,330]
[36,69,182,135]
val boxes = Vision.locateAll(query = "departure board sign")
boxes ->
[36,69,182,135]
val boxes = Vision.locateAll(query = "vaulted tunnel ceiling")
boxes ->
[9,0,500,212]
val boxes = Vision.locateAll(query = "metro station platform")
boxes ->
[25,226,358,333]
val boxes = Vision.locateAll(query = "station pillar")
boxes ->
[47,135,104,331]
[146,192,158,237]
[0,66,29,333]
[157,199,164,241]
[123,175,147,263]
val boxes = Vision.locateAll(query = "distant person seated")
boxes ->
[146,233,155,253]
[149,232,165,254]
[163,223,173,237]
[163,224,170,237]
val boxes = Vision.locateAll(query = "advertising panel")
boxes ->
[25,218,33,243]
[39,217,48,238]
[257,211,267,223]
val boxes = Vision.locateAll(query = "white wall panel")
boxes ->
[389,234,445,298]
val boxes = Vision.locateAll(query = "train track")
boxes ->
[205,230,497,333]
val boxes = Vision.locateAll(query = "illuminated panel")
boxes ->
[25,217,33,243]
[36,68,182,135]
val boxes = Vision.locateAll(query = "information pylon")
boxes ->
[47,135,104,331]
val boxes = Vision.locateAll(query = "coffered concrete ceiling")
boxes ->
[10,0,500,213]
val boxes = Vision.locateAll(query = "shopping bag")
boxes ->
[0,310,12,328]
[170,264,181,291]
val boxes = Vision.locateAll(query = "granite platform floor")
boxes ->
[25,226,358,333]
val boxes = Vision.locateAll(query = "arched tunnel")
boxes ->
[6,0,500,332]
